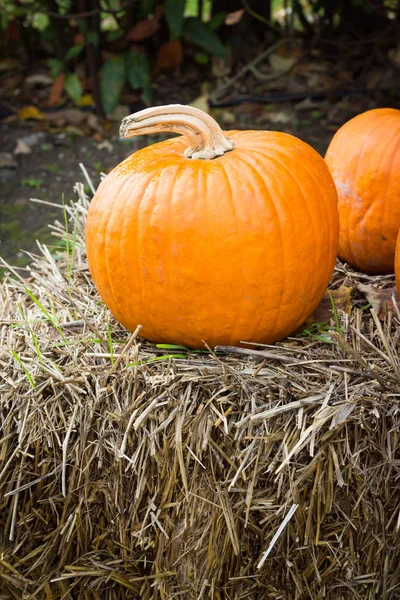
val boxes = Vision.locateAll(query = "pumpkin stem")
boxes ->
[119,104,234,160]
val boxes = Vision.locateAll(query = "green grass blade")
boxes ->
[107,318,114,366]
[156,344,190,350]
[24,286,66,342]
[128,353,187,366]
[18,303,43,363]
[11,350,35,389]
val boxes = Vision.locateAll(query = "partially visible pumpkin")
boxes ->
[325,108,400,274]
[86,104,339,349]
[395,230,400,295]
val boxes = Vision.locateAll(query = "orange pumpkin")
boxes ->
[325,108,400,274]
[86,104,339,349]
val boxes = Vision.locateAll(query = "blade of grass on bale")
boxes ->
[128,354,187,366]
[11,350,35,389]
[17,302,43,363]
[106,316,114,366]
[156,344,190,350]
[328,290,346,333]
[24,286,66,342]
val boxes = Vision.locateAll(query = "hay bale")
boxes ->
[0,183,399,600]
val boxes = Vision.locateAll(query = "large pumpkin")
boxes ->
[86,104,339,348]
[325,108,400,274]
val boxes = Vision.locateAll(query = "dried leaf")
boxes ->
[268,111,292,124]
[106,105,130,123]
[76,94,94,107]
[18,106,44,121]
[26,73,53,86]
[0,58,19,73]
[48,72,65,106]
[74,33,85,45]
[269,53,297,73]
[189,94,209,114]
[64,125,85,136]
[97,140,113,152]
[221,110,236,125]
[388,45,400,68]
[225,9,244,25]
[14,139,32,155]
[0,152,17,168]
[87,113,103,133]
[295,97,322,111]
[126,18,161,42]
[154,39,183,75]
[357,283,382,313]
[45,108,86,126]
[358,284,399,320]
[311,286,353,324]
[212,56,231,77]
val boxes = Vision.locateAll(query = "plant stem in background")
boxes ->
[77,0,104,118]
[48,0,67,59]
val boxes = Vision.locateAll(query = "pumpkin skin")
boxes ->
[325,108,400,274]
[86,107,339,349]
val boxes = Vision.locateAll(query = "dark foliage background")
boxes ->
[1,0,399,115]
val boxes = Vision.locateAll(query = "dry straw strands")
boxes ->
[0,182,400,599]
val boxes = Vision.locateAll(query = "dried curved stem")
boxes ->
[119,104,234,160]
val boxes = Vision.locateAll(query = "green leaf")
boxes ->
[100,55,126,114]
[87,30,99,46]
[209,11,226,30]
[165,0,185,38]
[137,0,155,19]
[32,12,50,31]
[107,30,124,41]
[47,58,63,79]
[125,51,152,105]
[76,17,87,32]
[64,73,82,104]
[184,17,226,58]
[65,44,84,60]
[194,51,209,64]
